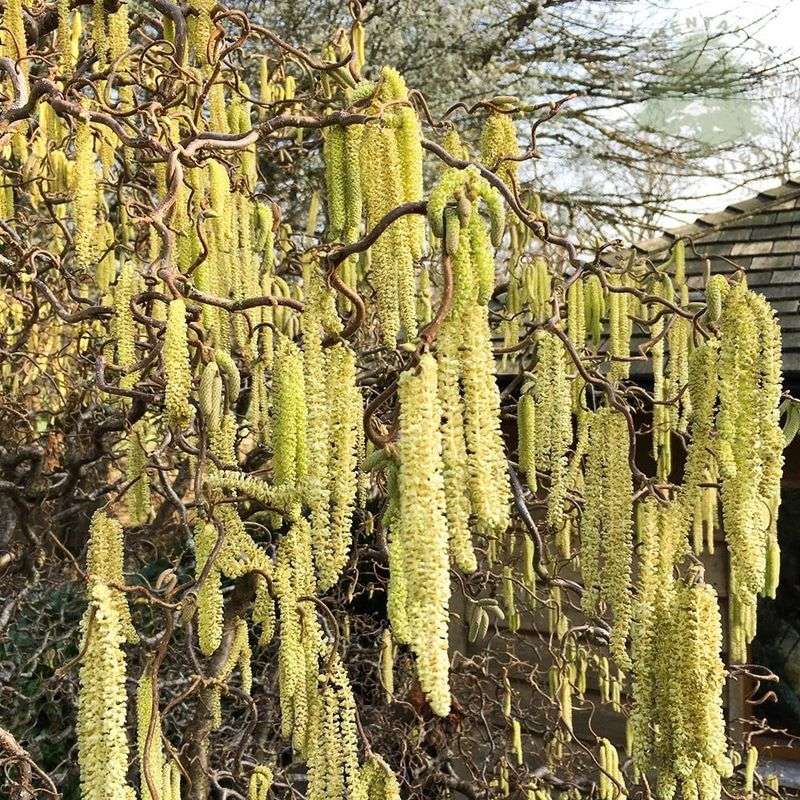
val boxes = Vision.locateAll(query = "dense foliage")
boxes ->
[0,3,794,800]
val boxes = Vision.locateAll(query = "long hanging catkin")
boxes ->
[77,583,131,800]
[80,516,135,800]
[532,330,572,532]
[73,119,97,270]
[396,354,451,716]
[580,407,633,666]
[164,298,194,428]
[136,670,165,800]
[480,111,519,187]
[359,120,416,344]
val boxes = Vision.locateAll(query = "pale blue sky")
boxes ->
[693,0,799,51]
[657,0,799,222]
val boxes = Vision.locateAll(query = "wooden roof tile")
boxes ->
[612,178,800,373]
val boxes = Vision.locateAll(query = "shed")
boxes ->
[468,179,800,780]
[618,178,800,779]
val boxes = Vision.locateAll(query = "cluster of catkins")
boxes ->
[509,244,784,800]
[45,0,527,788]
[378,146,515,715]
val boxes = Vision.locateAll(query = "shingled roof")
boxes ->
[631,178,800,374]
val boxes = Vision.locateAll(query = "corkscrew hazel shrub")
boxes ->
[2,8,793,800]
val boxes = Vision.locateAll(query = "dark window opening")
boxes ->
[752,487,800,740]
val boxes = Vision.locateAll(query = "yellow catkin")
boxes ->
[343,121,363,244]
[86,510,137,643]
[164,298,194,427]
[91,0,108,64]
[458,304,511,535]
[73,119,97,270]
[379,629,394,702]
[397,354,451,716]
[188,0,214,64]
[705,274,728,324]
[580,408,633,667]
[107,4,130,65]
[209,410,238,467]
[608,274,632,380]
[301,265,337,588]
[680,340,719,508]
[715,282,784,645]
[360,122,416,343]
[199,361,223,432]
[380,67,425,259]
[113,259,137,376]
[584,275,605,348]
[632,499,729,800]
[78,582,130,800]
[651,273,674,480]
[248,361,271,447]
[325,343,362,585]
[437,327,477,573]
[248,766,273,800]
[744,746,757,798]
[480,112,519,187]
[126,423,151,525]
[636,577,731,800]
[666,284,692,433]
[532,331,572,532]
[323,124,347,240]
[360,753,401,800]
[136,671,165,800]
[517,392,537,492]
[272,335,308,492]
[749,291,784,580]
[255,201,275,277]
[275,517,321,755]
[235,617,253,695]
[567,277,586,350]
[1,0,28,74]
[194,521,223,656]
[717,285,762,600]
[307,653,361,800]
[470,209,496,306]
[56,0,72,71]
[383,460,412,644]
